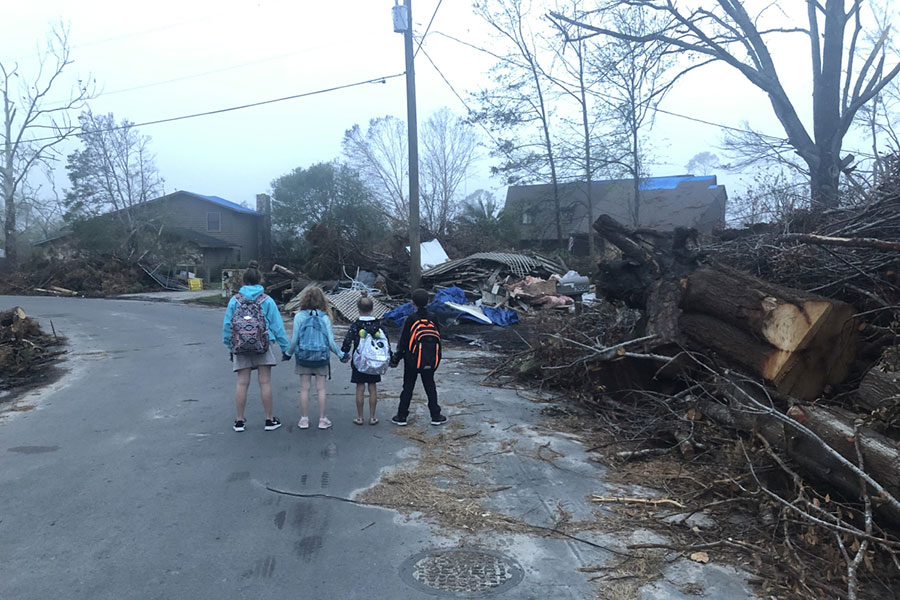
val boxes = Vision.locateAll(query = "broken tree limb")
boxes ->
[591,495,685,508]
[271,264,300,279]
[780,233,900,252]
[701,375,900,524]
[857,364,900,414]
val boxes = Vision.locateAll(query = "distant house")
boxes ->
[151,191,265,268]
[504,175,727,254]
[35,190,270,278]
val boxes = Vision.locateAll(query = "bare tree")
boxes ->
[419,108,478,236]
[471,0,566,249]
[551,0,900,209]
[64,110,163,256]
[342,116,408,228]
[544,0,607,256]
[575,6,677,227]
[1,25,92,267]
[16,165,67,241]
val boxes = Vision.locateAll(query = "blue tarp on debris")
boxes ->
[383,285,519,327]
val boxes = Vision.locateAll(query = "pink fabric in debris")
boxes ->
[536,295,573,307]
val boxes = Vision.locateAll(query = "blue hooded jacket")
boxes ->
[222,285,290,353]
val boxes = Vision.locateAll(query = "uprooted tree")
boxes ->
[550,0,900,209]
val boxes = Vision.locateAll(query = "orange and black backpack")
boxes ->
[408,316,441,372]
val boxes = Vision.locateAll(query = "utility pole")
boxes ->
[394,0,421,289]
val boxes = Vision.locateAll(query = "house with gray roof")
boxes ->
[504,175,727,254]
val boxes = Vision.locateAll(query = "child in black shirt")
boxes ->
[341,294,385,425]
[390,288,446,426]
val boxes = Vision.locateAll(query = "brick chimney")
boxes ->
[256,193,272,263]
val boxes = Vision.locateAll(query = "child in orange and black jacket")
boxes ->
[389,288,446,427]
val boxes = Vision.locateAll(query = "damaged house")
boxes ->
[504,175,727,254]
[35,191,273,280]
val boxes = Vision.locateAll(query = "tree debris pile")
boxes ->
[0,255,156,297]
[0,307,66,395]
[489,202,900,597]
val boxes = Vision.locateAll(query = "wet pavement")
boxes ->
[0,295,761,599]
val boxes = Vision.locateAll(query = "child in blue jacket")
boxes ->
[285,286,345,430]
[222,261,290,432]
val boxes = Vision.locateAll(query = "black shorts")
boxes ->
[350,365,381,384]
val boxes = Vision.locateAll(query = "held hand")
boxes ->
[281,352,291,362]
[340,352,351,363]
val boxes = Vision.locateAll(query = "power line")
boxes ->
[415,0,444,59]
[27,73,405,142]
[434,30,883,163]
[93,43,341,99]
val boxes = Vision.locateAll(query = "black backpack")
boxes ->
[407,316,441,372]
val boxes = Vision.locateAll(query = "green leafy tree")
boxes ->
[451,189,518,253]
[270,161,386,267]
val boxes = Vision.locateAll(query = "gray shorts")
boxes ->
[295,362,330,378]
[232,345,278,372]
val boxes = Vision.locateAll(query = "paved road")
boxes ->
[1,296,759,600]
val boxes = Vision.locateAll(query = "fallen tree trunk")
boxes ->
[699,379,900,525]
[680,267,858,400]
[593,215,858,400]
[857,363,900,414]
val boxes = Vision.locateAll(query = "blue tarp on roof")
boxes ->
[638,175,716,191]
[179,191,260,215]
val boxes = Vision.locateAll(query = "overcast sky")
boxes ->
[2,1,860,210]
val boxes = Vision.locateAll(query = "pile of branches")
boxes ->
[0,307,66,394]
[0,254,155,297]
[489,191,900,597]
[709,174,900,329]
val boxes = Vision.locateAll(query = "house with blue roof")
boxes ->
[150,191,266,269]
[504,174,727,254]
[35,190,270,278]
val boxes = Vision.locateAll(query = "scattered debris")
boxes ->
[0,255,158,297]
[487,176,900,598]
[0,307,66,397]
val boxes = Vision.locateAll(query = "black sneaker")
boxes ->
[430,415,448,426]
[233,420,245,432]
[264,417,282,431]
[391,415,408,426]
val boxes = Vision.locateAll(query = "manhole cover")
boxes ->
[400,548,524,597]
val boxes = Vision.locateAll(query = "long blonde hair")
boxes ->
[298,286,333,319]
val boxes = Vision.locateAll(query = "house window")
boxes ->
[207,212,221,232]
[522,210,534,225]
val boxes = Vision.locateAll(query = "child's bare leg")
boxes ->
[355,384,365,421]
[368,383,378,421]
[299,374,311,418]
[257,366,274,419]
[235,368,251,420]
[315,375,328,420]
